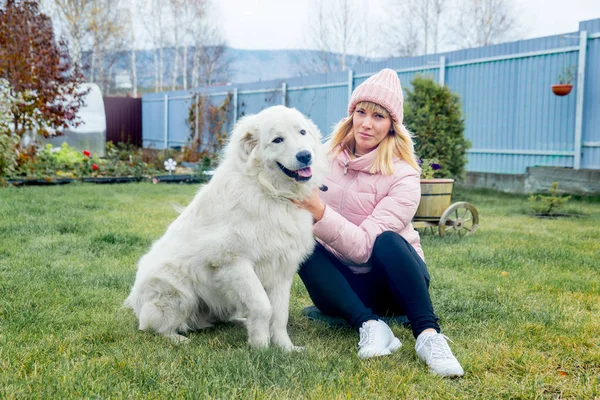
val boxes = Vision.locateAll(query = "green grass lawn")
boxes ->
[1,183,599,399]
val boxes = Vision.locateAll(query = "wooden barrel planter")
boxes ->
[415,179,454,221]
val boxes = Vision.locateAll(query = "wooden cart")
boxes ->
[413,179,479,237]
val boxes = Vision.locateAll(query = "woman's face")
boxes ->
[352,104,392,155]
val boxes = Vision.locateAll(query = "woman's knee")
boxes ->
[373,231,410,256]
[298,243,330,279]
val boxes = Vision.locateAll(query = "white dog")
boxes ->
[125,105,326,350]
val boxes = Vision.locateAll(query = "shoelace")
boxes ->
[357,322,378,347]
[417,333,454,360]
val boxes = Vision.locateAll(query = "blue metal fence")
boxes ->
[142,19,600,174]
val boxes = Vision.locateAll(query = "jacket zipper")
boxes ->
[339,161,358,213]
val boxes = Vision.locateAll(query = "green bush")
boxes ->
[103,141,154,177]
[529,182,571,216]
[0,134,19,179]
[404,76,471,180]
[16,143,98,178]
[7,142,159,179]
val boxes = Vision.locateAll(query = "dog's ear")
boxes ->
[305,118,323,142]
[231,115,259,158]
[240,130,259,156]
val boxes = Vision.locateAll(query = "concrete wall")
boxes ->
[460,167,600,194]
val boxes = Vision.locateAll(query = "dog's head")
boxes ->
[225,105,326,199]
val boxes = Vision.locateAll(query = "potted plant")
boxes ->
[552,65,576,96]
[415,159,454,220]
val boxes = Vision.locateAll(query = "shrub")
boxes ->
[7,142,158,179]
[0,134,19,179]
[529,182,571,216]
[404,76,471,180]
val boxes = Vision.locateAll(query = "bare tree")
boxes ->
[49,0,90,68]
[127,0,138,96]
[303,0,366,74]
[384,0,448,57]
[87,0,127,93]
[185,1,229,87]
[182,0,209,88]
[168,0,209,90]
[48,0,126,93]
[141,0,168,91]
[168,0,185,90]
[195,23,229,87]
[449,0,521,48]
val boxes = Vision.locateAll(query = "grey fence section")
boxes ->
[142,18,600,174]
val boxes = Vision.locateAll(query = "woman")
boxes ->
[293,68,464,377]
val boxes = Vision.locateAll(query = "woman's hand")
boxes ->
[292,188,326,222]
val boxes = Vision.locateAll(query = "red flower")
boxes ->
[83,150,91,157]
[92,164,98,171]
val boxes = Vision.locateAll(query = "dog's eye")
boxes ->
[272,137,284,144]
[300,129,306,135]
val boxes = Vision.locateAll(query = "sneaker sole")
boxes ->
[388,337,402,353]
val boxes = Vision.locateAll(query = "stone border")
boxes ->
[5,175,208,187]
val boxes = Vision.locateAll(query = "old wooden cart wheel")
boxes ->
[438,202,479,237]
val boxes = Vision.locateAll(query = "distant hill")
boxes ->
[226,48,367,83]
[81,47,370,94]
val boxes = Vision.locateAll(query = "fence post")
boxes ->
[233,88,239,125]
[347,69,354,102]
[439,56,446,86]
[163,94,169,149]
[282,82,287,106]
[574,30,587,170]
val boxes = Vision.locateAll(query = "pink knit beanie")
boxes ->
[348,68,404,124]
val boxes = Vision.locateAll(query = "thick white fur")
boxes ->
[124,106,326,350]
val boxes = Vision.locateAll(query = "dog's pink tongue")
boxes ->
[297,167,312,177]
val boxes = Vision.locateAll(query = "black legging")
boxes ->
[298,231,440,338]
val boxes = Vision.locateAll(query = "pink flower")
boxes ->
[92,164,98,171]
[83,150,91,157]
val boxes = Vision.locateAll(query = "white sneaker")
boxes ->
[357,320,402,359]
[415,331,464,377]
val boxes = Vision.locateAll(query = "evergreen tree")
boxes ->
[404,75,470,180]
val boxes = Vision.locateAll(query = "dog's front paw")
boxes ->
[287,345,305,352]
[167,334,190,344]
[273,338,304,352]
[248,336,270,349]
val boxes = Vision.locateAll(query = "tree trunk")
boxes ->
[182,45,188,90]
[159,46,164,91]
[154,48,159,92]
[192,46,199,88]
[171,46,178,90]
[131,48,137,97]
[91,48,96,83]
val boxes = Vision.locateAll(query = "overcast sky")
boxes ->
[216,0,600,51]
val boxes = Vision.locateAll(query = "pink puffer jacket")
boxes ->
[313,147,424,273]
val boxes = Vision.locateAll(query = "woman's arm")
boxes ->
[310,172,421,264]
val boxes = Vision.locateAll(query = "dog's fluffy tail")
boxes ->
[171,203,186,214]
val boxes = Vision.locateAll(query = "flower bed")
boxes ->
[1,141,215,187]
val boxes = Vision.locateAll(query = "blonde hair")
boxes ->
[328,101,420,175]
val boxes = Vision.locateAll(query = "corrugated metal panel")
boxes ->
[141,19,600,173]
[582,147,600,169]
[142,96,165,149]
[582,36,600,170]
[447,49,579,173]
[287,85,348,139]
[167,95,193,147]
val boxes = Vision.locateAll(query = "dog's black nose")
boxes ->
[296,150,312,165]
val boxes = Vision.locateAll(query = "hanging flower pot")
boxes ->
[552,65,576,96]
[551,84,573,96]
